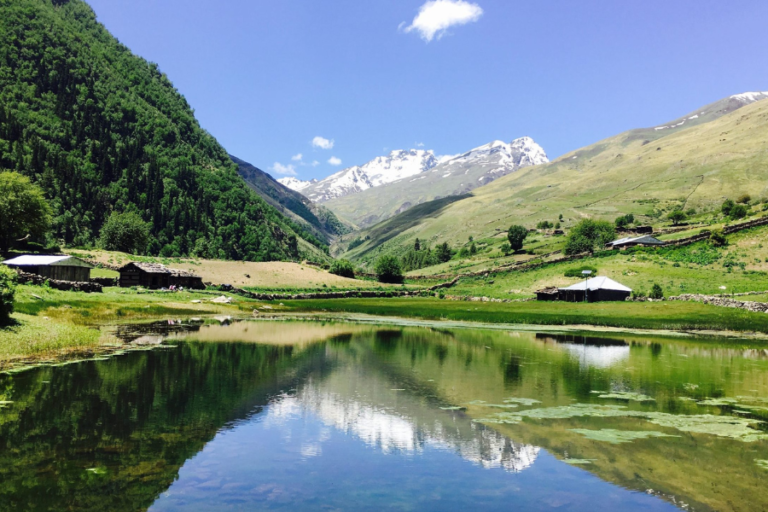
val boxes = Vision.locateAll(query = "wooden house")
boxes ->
[118,262,204,290]
[2,255,93,282]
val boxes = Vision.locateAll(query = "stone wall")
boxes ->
[15,270,103,293]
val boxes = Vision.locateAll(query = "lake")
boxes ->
[1,319,767,511]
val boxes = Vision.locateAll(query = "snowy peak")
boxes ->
[277,177,317,192]
[302,149,439,203]
[730,91,768,104]
[444,137,549,168]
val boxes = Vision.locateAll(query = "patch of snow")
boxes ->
[730,91,768,103]
[277,177,316,192]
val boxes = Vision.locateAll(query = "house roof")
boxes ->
[608,235,665,247]
[559,276,632,292]
[121,262,170,274]
[2,255,94,268]
[120,262,201,278]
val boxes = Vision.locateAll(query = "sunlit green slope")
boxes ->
[341,95,768,263]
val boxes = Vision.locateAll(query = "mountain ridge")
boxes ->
[323,136,548,228]
[231,155,349,245]
[339,91,768,265]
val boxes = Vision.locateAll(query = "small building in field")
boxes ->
[558,276,632,303]
[535,287,560,301]
[118,262,205,290]
[606,235,665,250]
[2,255,93,282]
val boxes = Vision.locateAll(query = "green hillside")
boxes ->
[0,0,321,261]
[231,155,349,246]
[341,95,768,264]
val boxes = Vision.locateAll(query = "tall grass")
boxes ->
[284,298,768,334]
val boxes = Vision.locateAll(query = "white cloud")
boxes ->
[416,142,425,147]
[312,136,334,150]
[328,156,342,166]
[271,162,297,176]
[311,160,320,167]
[403,0,483,42]
[291,153,303,161]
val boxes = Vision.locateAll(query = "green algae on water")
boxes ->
[597,392,655,402]
[473,403,768,442]
[503,398,541,406]
[697,398,740,407]
[440,406,466,411]
[570,429,678,444]
[756,460,768,471]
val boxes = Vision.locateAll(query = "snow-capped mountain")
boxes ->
[277,177,316,192]
[730,91,768,103]
[296,149,440,203]
[439,136,548,177]
[321,137,548,228]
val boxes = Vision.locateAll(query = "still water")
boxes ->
[1,319,768,511]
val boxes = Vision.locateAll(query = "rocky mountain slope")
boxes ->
[340,92,768,265]
[324,137,548,228]
[232,155,349,245]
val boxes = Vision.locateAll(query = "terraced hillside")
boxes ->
[340,93,768,265]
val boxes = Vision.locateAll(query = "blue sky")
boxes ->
[87,0,768,180]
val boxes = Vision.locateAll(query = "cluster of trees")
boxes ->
[329,259,355,279]
[0,0,308,261]
[614,213,635,229]
[0,171,52,252]
[722,199,748,221]
[400,239,453,272]
[564,219,616,255]
[375,256,403,284]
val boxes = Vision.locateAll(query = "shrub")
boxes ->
[329,259,355,279]
[458,247,470,258]
[0,265,16,323]
[729,204,747,220]
[564,219,616,255]
[375,256,403,284]
[649,283,664,299]
[564,266,598,278]
[469,243,477,255]
[536,220,554,230]
[721,199,735,216]
[709,229,728,247]
[737,194,751,204]
[667,210,687,225]
[614,213,635,228]
[99,211,151,254]
[507,225,528,252]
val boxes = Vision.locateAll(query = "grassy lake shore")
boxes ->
[5,285,768,366]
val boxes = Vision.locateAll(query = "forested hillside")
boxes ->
[0,0,313,261]
[231,155,349,247]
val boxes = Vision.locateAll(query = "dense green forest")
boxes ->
[0,0,315,261]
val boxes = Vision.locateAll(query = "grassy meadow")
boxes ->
[282,297,768,334]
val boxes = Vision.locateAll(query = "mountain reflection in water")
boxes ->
[1,319,767,511]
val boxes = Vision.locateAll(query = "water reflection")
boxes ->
[1,320,767,511]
